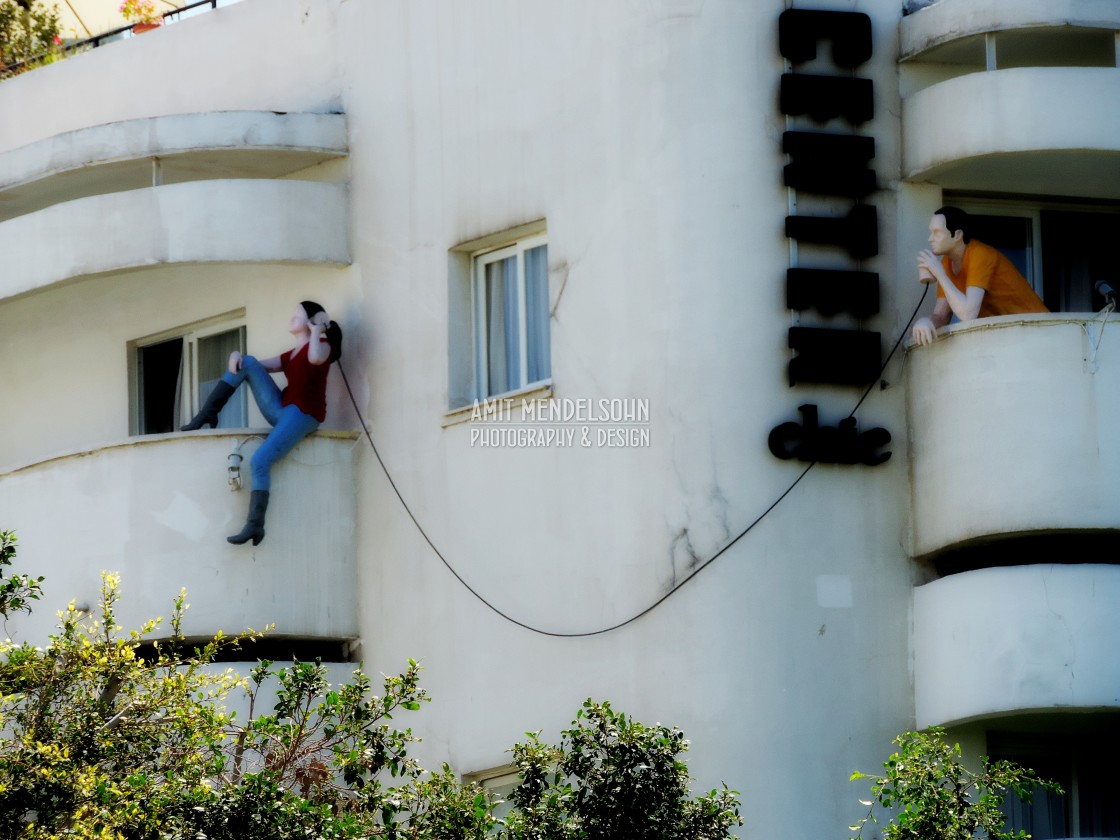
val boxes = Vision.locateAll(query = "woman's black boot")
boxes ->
[228,490,269,546]
[181,382,237,431]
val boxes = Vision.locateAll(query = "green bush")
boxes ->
[0,0,62,78]
[850,728,1061,840]
[0,533,742,838]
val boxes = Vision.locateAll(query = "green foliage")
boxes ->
[0,0,62,78]
[0,535,738,838]
[0,529,43,617]
[0,571,498,839]
[503,699,742,840]
[849,727,1062,840]
[0,572,248,838]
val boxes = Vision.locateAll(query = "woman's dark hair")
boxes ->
[301,300,343,363]
[935,206,972,244]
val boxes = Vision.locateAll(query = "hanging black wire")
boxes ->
[337,282,930,638]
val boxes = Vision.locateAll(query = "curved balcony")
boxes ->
[909,315,1120,558]
[0,180,350,302]
[900,0,1120,60]
[902,67,1120,199]
[0,430,359,645]
[913,564,1120,727]
[0,111,348,222]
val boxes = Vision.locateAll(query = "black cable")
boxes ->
[848,283,928,418]
[337,283,930,638]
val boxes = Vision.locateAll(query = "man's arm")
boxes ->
[918,249,985,322]
[912,298,952,346]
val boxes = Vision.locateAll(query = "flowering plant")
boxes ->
[119,0,161,25]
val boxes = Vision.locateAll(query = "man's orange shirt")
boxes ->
[936,240,1048,317]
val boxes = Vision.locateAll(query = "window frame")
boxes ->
[947,194,1120,313]
[947,197,1043,293]
[462,763,521,825]
[470,231,550,402]
[128,310,248,435]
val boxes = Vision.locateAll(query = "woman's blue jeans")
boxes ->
[223,356,319,492]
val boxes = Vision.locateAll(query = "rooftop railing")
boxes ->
[2,0,236,78]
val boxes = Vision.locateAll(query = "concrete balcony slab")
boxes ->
[0,180,350,302]
[914,565,1120,727]
[909,315,1120,558]
[0,430,359,644]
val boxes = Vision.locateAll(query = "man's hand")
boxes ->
[228,351,243,374]
[912,317,938,346]
[917,249,944,281]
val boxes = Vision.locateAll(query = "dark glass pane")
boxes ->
[138,337,183,435]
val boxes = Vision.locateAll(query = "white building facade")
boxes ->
[1,0,1118,835]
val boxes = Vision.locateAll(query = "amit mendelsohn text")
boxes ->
[470,397,649,424]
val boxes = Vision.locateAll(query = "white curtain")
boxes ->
[486,257,519,395]
[525,244,550,384]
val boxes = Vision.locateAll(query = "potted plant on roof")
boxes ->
[120,0,162,33]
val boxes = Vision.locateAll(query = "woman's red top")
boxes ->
[280,339,329,422]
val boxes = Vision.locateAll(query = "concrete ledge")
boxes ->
[908,315,1120,557]
[914,565,1120,726]
[902,67,1120,197]
[901,0,1120,60]
[0,180,351,302]
[0,431,359,643]
[0,111,348,221]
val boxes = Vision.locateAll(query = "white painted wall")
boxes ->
[0,0,948,836]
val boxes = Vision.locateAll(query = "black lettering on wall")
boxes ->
[778,9,873,68]
[768,404,891,466]
[780,74,874,125]
[770,7,890,466]
[787,327,881,386]
[783,131,876,197]
[786,268,879,319]
[785,205,878,260]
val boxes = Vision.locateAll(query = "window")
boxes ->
[448,221,550,410]
[473,234,550,398]
[463,765,520,824]
[990,730,1120,839]
[947,197,1119,313]
[130,312,247,435]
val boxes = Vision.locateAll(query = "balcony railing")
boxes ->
[0,430,359,645]
[0,111,348,223]
[2,0,237,78]
[0,180,350,302]
[901,67,1120,199]
[914,564,1120,727]
[909,314,1120,559]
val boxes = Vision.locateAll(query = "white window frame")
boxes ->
[128,310,247,435]
[462,764,521,825]
[470,232,550,401]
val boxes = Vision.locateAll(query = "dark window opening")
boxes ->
[1041,211,1115,313]
[134,324,246,435]
[947,198,1120,315]
[990,729,1120,839]
[138,337,183,435]
[929,532,1120,577]
[135,636,357,664]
